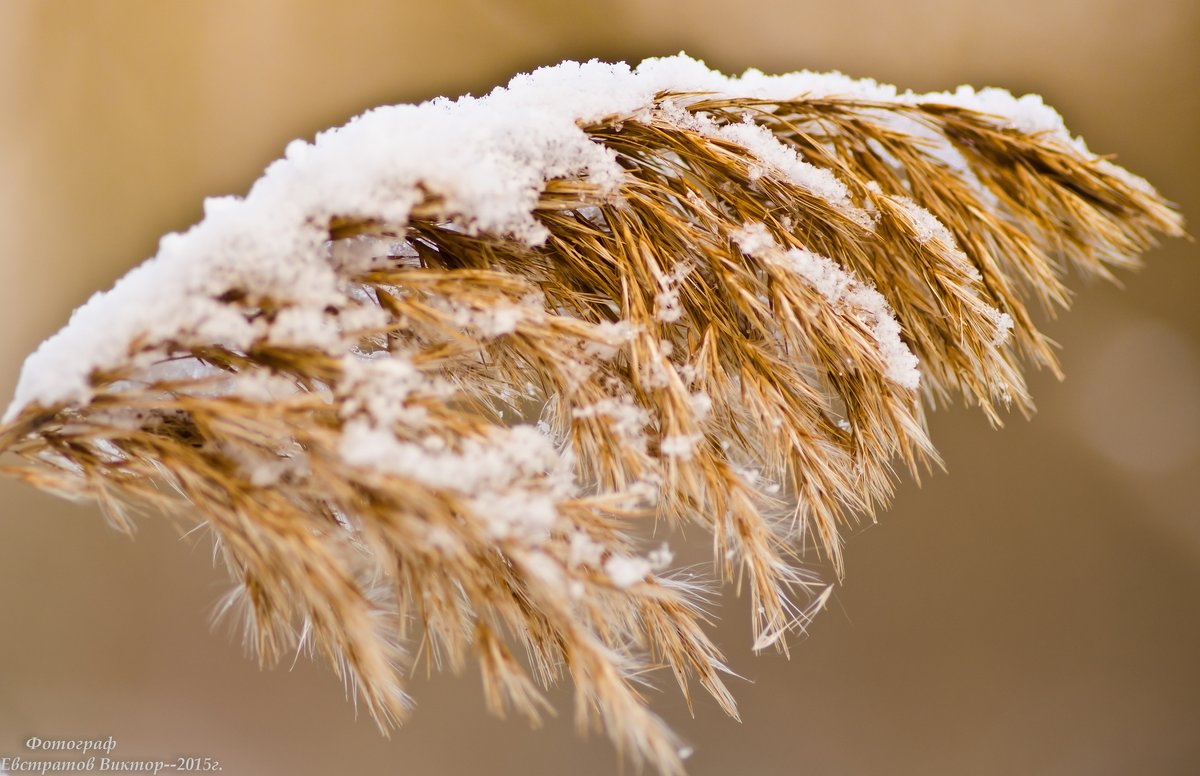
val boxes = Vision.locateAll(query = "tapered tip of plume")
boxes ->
[0,54,1182,773]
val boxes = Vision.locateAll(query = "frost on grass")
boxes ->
[0,54,1182,775]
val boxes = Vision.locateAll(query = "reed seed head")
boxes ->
[0,55,1183,773]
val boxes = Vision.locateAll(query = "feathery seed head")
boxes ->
[0,54,1183,773]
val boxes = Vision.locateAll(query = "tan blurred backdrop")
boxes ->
[1,2,1198,774]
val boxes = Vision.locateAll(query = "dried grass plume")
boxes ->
[0,55,1183,772]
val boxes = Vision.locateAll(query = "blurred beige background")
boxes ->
[1,1,1198,774]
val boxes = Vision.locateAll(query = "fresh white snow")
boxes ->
[5,53,1088,422]
[731,222,921,390]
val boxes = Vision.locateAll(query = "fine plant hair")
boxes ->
[0,56,1183,772]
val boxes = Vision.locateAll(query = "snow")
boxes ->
[582,320,639,360]
[895,196,957,248]
[652,261,693,324]
[731,223,921,390]
[604,554,652,587]
[988,309,1016,347]
[728,221,777,256]
[648,543,674,569]
[339,420,571,542]
[572,398,652,445]
[338,353,447,429]
[5,54,1080,423]
[660,433,705,459]
[688,391,713,420]
[708,118,874,228]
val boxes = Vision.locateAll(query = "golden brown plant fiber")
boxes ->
[0,57,1183,773]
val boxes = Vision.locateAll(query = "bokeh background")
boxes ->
[1,1,1197,774]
